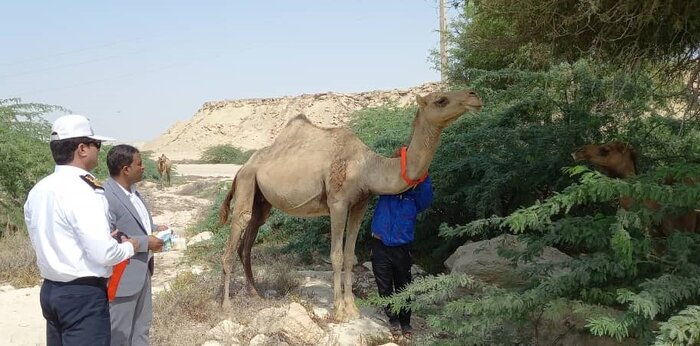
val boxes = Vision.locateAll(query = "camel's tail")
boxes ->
[219,175,237,225]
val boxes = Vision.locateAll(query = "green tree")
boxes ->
[372,0,700,343]
[200,145,255,164]
[0,98,65,235]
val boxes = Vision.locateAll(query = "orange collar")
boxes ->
[400,146,428,187]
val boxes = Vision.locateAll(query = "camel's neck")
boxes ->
[366,113,441,194]
[601,162,636,179]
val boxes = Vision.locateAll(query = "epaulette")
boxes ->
[80,174,104,190]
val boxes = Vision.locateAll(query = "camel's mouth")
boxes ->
[571,152,587,161]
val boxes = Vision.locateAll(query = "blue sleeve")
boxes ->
[414,176,433,213]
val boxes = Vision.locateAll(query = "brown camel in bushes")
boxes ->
[219,89,483,321]
[572,140,698,235]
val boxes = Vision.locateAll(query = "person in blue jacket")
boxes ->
[370,175,433,339]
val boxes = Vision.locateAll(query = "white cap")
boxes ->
[50,114,115,141]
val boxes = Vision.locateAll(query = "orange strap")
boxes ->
[107,259,129,302]
[400,146,428,187]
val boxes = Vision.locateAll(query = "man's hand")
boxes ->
[148,235,164,252]
[155,224,169,232]
[125,238,139,254]
[112,229,130,243]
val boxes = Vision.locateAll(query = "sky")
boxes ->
[1,1,453,142]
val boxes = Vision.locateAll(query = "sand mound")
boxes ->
[142,83,441,161]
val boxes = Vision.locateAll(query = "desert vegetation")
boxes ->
[2,0,700,344]
[200,145,255,164]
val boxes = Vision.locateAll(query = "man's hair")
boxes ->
[107,144,140,177]
[50,136,95,165]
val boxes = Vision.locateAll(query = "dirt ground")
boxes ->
[0,164,237,346]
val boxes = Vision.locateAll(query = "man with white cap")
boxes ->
[24,114,139,345]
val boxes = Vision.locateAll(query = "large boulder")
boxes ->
[444,234,571,287]
[249,303,327,345]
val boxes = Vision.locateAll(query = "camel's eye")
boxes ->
[598,147,609,156]
[435,97,449,107]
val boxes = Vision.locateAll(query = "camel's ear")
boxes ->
[416,94,427,107]
[612,141,629,153]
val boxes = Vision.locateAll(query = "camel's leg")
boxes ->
[221,170,257,309]
[238,199,272,297]
[329,202,350,321]
[341,198,369,319]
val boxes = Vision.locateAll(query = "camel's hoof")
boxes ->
[222,299,232,310]
[334,304,360,322]
[345,303,361,320]
[334,304,349,322]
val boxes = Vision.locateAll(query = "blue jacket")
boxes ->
[371,176,433,246]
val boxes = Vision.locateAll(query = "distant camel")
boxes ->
[157,154,172,186]
[219,89,483,321]
[573,140,698,235]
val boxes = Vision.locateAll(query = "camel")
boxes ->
[157,154,172,186]
[218,89,483,321]
[572,140,698,235]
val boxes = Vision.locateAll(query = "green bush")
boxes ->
[200,145,254,164]
[0,99,62,237]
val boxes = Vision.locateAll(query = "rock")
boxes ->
[313,307,330,320]
[187,231,213,246]
[326,316,389,346]
[249,306,287,334]
[201,341,222,346]
[248,334,283,346]
[205,319,245,340]
[535,304,638,346]
[172,236,187,250]
[379,343,400,346]
[277,303,327,345]
[411,264,426,276]
[444,234,571,287]
[190,265,206,275]
[249,303,326,345]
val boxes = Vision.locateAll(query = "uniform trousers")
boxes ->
[40,277,111,346]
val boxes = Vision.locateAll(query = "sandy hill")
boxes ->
[142,82,441,161]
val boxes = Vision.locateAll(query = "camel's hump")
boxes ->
[283,113,331,131]
[286,113,312,125]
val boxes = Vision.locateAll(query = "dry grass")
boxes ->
[0,230,41,287]
[151,271,221,345]
[251,244,301,297]
[151,242,306,345]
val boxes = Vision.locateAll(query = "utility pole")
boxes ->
[439,0,448,82]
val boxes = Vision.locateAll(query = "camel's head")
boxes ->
[416,89,482,128]
[572,141,637,178]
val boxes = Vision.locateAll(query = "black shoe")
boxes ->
[390,321,402,339]
[402,324,413,340]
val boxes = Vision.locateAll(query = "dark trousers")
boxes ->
[371,238,412,328]
[40,277,111,346]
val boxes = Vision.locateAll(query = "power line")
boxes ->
[11,63,179,97]
[0,55,122,79]
[0,38,143,67]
